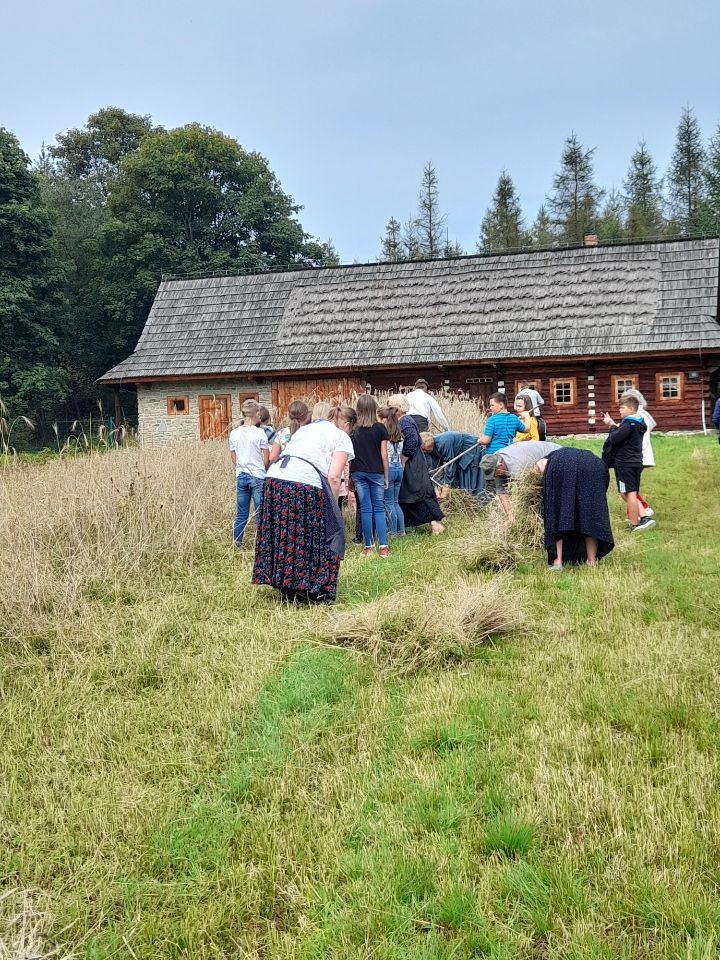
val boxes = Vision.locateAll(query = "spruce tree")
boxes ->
[442,231,464,258]
[381,217,403,261]
[401,216,421,260]
[414,162,446,258]
[623,141,664,240]
[596,190,625,242]
[698,124,720,235]
[548,133,604,243]
[529,205,555,248]
[477,171,524,252]
[667,107,706,234]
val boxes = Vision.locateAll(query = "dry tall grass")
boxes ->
[458,471,544,570]
[0,442,233,646]
[273,391,486,436]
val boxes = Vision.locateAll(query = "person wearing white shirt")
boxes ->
[229,398,269,545]
[516,382,545,418]
[405,379,450,432]
[252,406,356,603]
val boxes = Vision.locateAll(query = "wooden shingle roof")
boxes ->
[100,238,720,383]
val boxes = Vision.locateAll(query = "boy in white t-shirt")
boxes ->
[229,398,269,545]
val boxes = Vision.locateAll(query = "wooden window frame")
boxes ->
[514,379,542,396]
[611,375,639,401]
[166,395,189,416]
[656,372,684,402]
[550,377,576,406]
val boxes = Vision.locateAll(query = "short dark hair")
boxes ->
[621,395,639,412]
[489,392,507,407]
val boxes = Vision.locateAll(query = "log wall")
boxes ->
[276,353,719,433]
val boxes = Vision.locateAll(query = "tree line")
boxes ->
[1,108,338,435]
[381,107,720,260]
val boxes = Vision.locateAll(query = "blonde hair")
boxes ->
[388,393,409,414]
[355,393,378,428]
[312,400,332,421]
[420,431,435,447]
[241,398,260,418]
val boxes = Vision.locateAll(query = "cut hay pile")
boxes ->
[459,471,544,571]
[314,578,522,673]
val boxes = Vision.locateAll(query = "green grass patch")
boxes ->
[2,435,720,959]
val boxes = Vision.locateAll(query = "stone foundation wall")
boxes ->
[137,379,272,446]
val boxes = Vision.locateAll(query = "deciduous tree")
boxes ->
[0,129,66,426]
[99,124,337,359]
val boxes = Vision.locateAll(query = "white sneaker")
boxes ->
[644,507,654,517]
[634,517,656,532]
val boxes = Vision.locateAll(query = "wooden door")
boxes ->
[198,394,232,440]
[272,376,366,416]
[464,377,494,405]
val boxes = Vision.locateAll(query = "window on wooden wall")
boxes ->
[612,375,639,401]
[166,395,189,415]
[550,378,576,406]
[656,373,683,401]
[514,379,542,396]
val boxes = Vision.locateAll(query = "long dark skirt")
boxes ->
[252,478,340,601]
[400,448,445,528]
[543,448,614,565]
[402,497,444,527]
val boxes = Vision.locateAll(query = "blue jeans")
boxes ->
[353,471,388,548]
[384,464,405,535]
[234,472,265,544]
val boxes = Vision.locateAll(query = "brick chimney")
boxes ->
[584,234,599,247]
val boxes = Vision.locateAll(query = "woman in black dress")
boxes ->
[536,447,614,569]
[387,394,445,535]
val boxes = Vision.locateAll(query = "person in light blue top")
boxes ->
[479,392,528,454]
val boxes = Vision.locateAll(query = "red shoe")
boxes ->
[379,547,389,558]
[361,547,373,557]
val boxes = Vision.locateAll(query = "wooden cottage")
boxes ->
[100,238,720,443]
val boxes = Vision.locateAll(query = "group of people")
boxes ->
[477,385,658,569]
[228,382,449,603]
[228,378,660,599]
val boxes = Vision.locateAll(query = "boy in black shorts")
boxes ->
[602,396,655,532]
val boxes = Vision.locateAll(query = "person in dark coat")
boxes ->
[713,396,720,443]
[388,394,445,534]
[536,447,614,569]
[421,431,487,498]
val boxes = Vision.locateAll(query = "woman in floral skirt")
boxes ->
[252,405,356,603]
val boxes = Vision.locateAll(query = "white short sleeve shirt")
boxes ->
[228,425,269,478]
[266,420,354,488]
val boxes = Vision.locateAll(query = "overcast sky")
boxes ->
[3,0,719,262]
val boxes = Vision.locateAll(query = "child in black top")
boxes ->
[602,395,654,532]
[350,395,390,556]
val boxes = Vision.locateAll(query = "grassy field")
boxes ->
[2,434,720,959]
